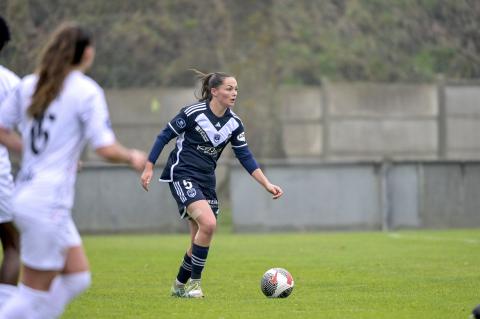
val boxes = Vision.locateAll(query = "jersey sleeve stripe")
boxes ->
[168,122,180,135]
[232,144,248,148]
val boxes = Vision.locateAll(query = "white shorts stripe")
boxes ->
[173,181,187,203]
[180,207,188,219]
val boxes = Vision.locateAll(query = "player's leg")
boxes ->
[0,173,20,307]
[0,221,20,307]
[0,265,58,318]
[168,180,216,298]
[0,222,19,285]
[171,220,197,297]
[0,210,89,318]
[184,199,216,298]
[46,245,91,318]
[169,181,196,296]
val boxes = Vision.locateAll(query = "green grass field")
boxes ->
[64,230,480,319]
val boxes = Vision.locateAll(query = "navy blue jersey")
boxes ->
[148,100,258,189]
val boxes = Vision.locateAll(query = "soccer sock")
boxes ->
[0,283,17,308]
[45,271,92,318]
[191,243,209,280]
[0,283,49,318]
[176,253,192,284]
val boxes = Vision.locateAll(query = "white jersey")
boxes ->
[0,65,20,175]
[0,70,115,211]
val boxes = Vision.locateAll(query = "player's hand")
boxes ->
[141,162,154,191]
[266,183,283,200]
[129,149,147,172]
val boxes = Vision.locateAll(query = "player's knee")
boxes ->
[200,219,216,237]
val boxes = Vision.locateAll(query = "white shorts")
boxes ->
[13,207,82,271]
[0,173,14,224]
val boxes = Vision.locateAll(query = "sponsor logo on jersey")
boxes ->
[206,199,218,205]
[175,118,186,129]
[186,188,197,198]
[215,122,221,128]
[195,125,209,142]
[237,132,246,142]
[197,145,218,156]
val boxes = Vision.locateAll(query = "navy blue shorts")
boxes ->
[168,179,219,219]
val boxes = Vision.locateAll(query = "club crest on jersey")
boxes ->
[214,134,221,143]
[187,188,197,198]
[175,118,186,129]
[237,132,246,142]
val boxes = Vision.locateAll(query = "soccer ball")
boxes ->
[260,268,294,298]
[473,304,480,319]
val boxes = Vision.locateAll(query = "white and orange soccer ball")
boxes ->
[260,268,294,298]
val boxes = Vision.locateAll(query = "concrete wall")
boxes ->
[70,162,480,233]
[279,83,439,160]
[72,165,187,233]
[444,85,480,159]
[230,161,480,232]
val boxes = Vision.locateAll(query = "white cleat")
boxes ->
[184,279,204,298]
[170,281,186,297]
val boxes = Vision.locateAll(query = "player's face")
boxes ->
[212,77,238,108]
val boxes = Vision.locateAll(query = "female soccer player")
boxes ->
[0,22,146,317]
[141,71,284,298]
[0,15,21,308]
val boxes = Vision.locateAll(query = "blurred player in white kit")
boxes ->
[0,22,146,318]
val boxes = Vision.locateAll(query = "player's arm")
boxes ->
[82,89,146,172]
[0,127,22,154]
[95,143,145,171]
[141,126,176,191]
[141,110,187,191]
[250,168,283,200]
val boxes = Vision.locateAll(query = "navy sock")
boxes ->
[176,253,192,284]
[191,243,209,280]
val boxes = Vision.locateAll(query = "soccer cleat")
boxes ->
[184,279,204,298]
[170,281,186,297]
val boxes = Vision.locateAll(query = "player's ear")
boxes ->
[80,46,95,70]
[211,87,218,98]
